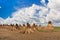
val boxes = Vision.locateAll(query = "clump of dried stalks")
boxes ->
[0,21,54,34]
[44,21,54,31]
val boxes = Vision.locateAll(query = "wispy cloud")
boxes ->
[0,6,2,8]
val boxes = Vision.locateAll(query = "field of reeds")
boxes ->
[0,23,60,40]
[0,21,59,40]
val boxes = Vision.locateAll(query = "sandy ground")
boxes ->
[0,28,60,40]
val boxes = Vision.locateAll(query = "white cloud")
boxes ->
[41,0,46,6]
[0,6,2,8]
[0,0,60,26]
[11,4,48,25]
[45,0,60,26]
[48,0,60,10]
[41,0,45,3]
[0,4,48,25]
[0,17,4,24]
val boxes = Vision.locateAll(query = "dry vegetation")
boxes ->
[0,21,60,40]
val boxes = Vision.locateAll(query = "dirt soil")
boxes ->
[0,28,60,40]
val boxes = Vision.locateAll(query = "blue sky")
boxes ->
[0,0,48,19]
[0,0,60,26]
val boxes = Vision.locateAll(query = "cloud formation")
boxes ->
[46,0,60,26]
[7,4,48,25]
[0,6,2,8]
[0,0,60,26]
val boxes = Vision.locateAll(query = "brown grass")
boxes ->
[0,26,60,40]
